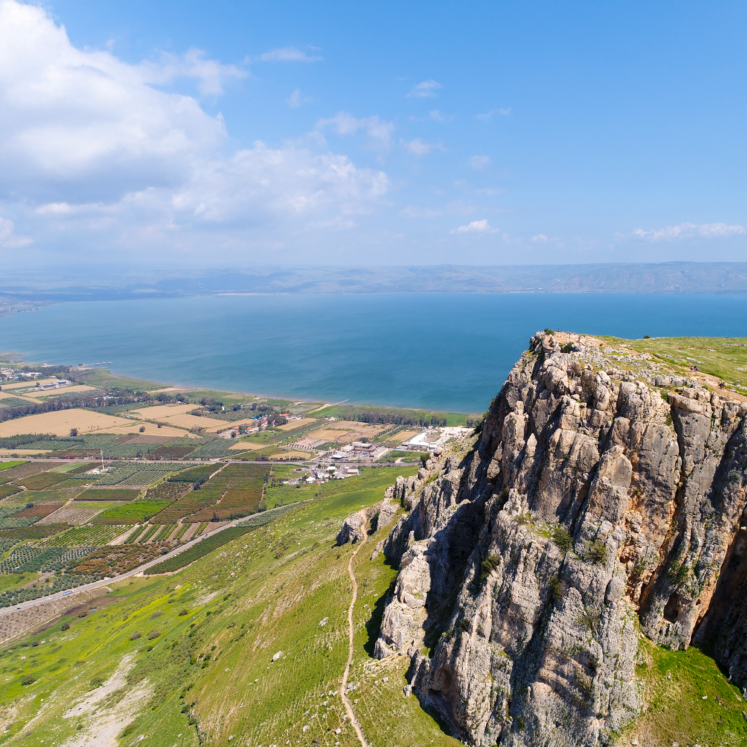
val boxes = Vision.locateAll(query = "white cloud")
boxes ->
[0,215,31,247]
[630,222,746,240]
[407,79,442,98]
[287,89,312,108]
[0,0,226,203]
[168,142,388,223]
[468,155,491,170]
[0,1,389,260]
[532,234,549,242]
[140,48,247,96]
[401,138,444,156]
[316,112,394,147]
[450,219,498,235]
[257,47,322,63]
[476,108,511,121]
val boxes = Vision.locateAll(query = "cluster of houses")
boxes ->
[283,465,361,485]
[0,368,42,382]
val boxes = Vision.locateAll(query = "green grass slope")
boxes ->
[1,460,745,747]
[604,335,747,393]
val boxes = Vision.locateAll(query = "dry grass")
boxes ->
[311,428,351,441]
[0,449,49,455]
[131,404,199,419]
[385,429,421,444]
[269,451,310,460]
[0,409,134,438]
[277,417,317,431]
[0,391,40,404]
[228,441,265,450]
[156,413,228,431]
[99,421,195,438]
[203,418,255,433]
[32,384,98,398]
[2,377,61,390]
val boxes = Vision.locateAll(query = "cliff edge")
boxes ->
[372,331,747,746]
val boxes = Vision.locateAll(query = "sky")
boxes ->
[1,0,746,269]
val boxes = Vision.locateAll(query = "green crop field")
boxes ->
[166,464,220,483]
[43,524,128,547]
[12,472,69,491]
[76,488,142,501]
[0,460,26,472]
[0,484,22,499]
[0,524,67,541]
[92,500,174,524]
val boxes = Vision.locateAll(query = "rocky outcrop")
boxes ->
[337,488,404,546]
[374,332,747,746]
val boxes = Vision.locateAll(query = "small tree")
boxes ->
[139,426,146,433]
[69,428,78,437]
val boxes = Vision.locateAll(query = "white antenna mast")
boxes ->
[101,449,105,471]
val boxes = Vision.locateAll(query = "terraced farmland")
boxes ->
[43,524,128,547]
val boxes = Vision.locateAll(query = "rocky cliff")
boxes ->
[371,332,747,746]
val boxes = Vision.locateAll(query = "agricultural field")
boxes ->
[38,505,102,526]
[0,460,26,472]
[12,471,69,490]
[183,463,269,523]
[93,462,188,486]
[43,524,129,547]
[0,396,36,408]
[0,524,68,541]
[186,439,235,458]
[130,404,200,420]
[0,484,22,499]
[0,545,94,575]
[76,488,141,501]
[93,501,175,525]
[0,409,135,438]
[144,511,293,575]
[0,461,47,484]
[383,428,421,444]
[269,449,309,460]
[72,544,169,576]
[166,464,220,483]
[144,482,191,501]
[0,572,100,608]
[377,449,420,463]
[276,417,318,431]
[148,444,198,459]
[32,384,98,398]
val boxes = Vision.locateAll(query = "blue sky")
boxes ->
[1,0,746,268]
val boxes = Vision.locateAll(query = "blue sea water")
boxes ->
[0,293,746,413]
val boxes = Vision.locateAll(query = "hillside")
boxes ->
[1,335,747,746]
[4,263,747,302]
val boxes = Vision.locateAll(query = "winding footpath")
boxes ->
[340,532,369,747]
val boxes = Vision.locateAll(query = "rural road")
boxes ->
[0,501,300,618]
[340,532,369,747]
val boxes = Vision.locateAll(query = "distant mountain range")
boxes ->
[2,262,747,303]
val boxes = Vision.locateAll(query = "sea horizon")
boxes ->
[1,291,746,413]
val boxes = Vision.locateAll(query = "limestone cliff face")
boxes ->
[373,332,747,746]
